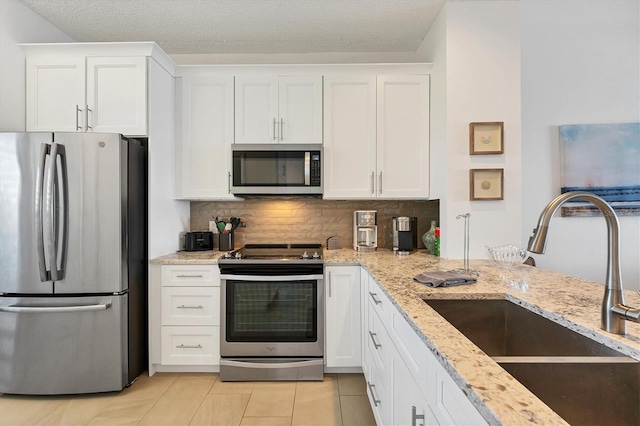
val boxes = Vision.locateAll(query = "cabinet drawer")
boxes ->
[389,309,429,397]
[367,306,393,391]
[160,326,220,365]
[366,361,392,426]
[367,276,393,324]
[161,265,219,287]
[161,287,220,326]
[431,358,487,426]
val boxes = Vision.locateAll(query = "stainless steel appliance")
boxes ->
[393,216,417,255]
[231,144,322,195]
[0,132,147,395]
[354,210,377,252]
[218,244,324,381]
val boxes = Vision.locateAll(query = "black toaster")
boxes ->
[184,232,214,251]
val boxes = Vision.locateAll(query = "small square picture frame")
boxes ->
[470,168,504,200]
[469,122,504,155]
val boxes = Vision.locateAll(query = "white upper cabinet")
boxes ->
[26,57,86,132]
[235,75,322,144]
[376,75,430,199]
[323,75,377,198]
[86,57,147,135]
[323,74,430,200]
[26,55,147,136]
[174,74,236,200]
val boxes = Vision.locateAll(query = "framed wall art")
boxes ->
[560,122,640,217]
[470,168,504,201]
[469,122,504,155]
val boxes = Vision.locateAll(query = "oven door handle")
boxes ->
[220,274,324,282]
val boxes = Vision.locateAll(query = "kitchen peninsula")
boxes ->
[150,249,640,425]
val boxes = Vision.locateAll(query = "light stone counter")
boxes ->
[150,248,640,425]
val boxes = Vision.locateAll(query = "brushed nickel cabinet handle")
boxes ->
[176,344,202,349]
[412,406,425,426]
[177,305,204,309]
[369,291,382,305]
[369,331,382,349]
[75,105,82,131]
[367,381,381,406]
[371,172,375,195]
[273,118,277,140]
[280,118,284,141]
[176,274,204,278]
[379,171,382,194]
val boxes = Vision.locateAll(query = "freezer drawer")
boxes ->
[0,295,128,395]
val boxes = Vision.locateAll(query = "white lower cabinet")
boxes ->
[362,271,486,426]
[393,355,439,426]
[150,264,221,374]
[324,266,361,369]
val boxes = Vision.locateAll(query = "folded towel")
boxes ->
[413,270,477,288]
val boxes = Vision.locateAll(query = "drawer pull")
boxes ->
[177,305,204,309]
[176,344,202,349]
[367,381,381,406]
[369,291,383,305]
[176,274,204,278]
[412,406,425,426]
[369,331,382,349]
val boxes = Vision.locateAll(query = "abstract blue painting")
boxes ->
[559,122,640,216]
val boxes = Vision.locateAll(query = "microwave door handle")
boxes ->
[35,143,50,282]
[304,152,310,186]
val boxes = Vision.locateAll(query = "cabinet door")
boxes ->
[323,76,377,199]
[86,57,147,136]
[26,57,85,132]
[325,266,361,368]
[175,75,236,199]
[393,355,438,426]
[235,75,278,143]
[377,75,430,199]
[360,268,370,377]
[278,75,323,144]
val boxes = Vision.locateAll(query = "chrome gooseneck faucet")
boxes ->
[528,191,640,335]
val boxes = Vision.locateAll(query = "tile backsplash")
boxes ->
[191,198,440,250]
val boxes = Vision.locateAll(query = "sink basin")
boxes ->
[499,358,639,425]
[423,299,622,356]
[423,299,640,425]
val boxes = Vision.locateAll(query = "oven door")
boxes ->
[220,273,324,357]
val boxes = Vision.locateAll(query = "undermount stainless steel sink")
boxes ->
[423,299,640,426]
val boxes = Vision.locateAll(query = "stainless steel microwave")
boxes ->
[231,144,322,195]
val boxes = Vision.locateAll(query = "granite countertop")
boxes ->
[149,248,640,425]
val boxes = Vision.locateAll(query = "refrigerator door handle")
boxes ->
[0,303,112,313]
[46,143,69,282]
[35,143,50,282]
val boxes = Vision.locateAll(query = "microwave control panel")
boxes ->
[310,153,321,186]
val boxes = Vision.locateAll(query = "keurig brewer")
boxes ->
[393,216,417,255]
[353,211,377,252]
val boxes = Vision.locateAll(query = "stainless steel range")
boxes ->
[218,244,324,381]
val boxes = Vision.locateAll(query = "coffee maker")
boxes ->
[353,211,377,252]
[393,216,417,255]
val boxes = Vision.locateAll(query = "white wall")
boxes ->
[0,0,74,130]
[521,0,640,291]
[171,51,417,65]
[419,1,522,261]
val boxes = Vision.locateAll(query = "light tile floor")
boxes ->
[0,373,375,426]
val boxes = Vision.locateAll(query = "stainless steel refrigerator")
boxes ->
[0,132,147,395]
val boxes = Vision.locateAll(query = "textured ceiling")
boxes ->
[18,0,446,54]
